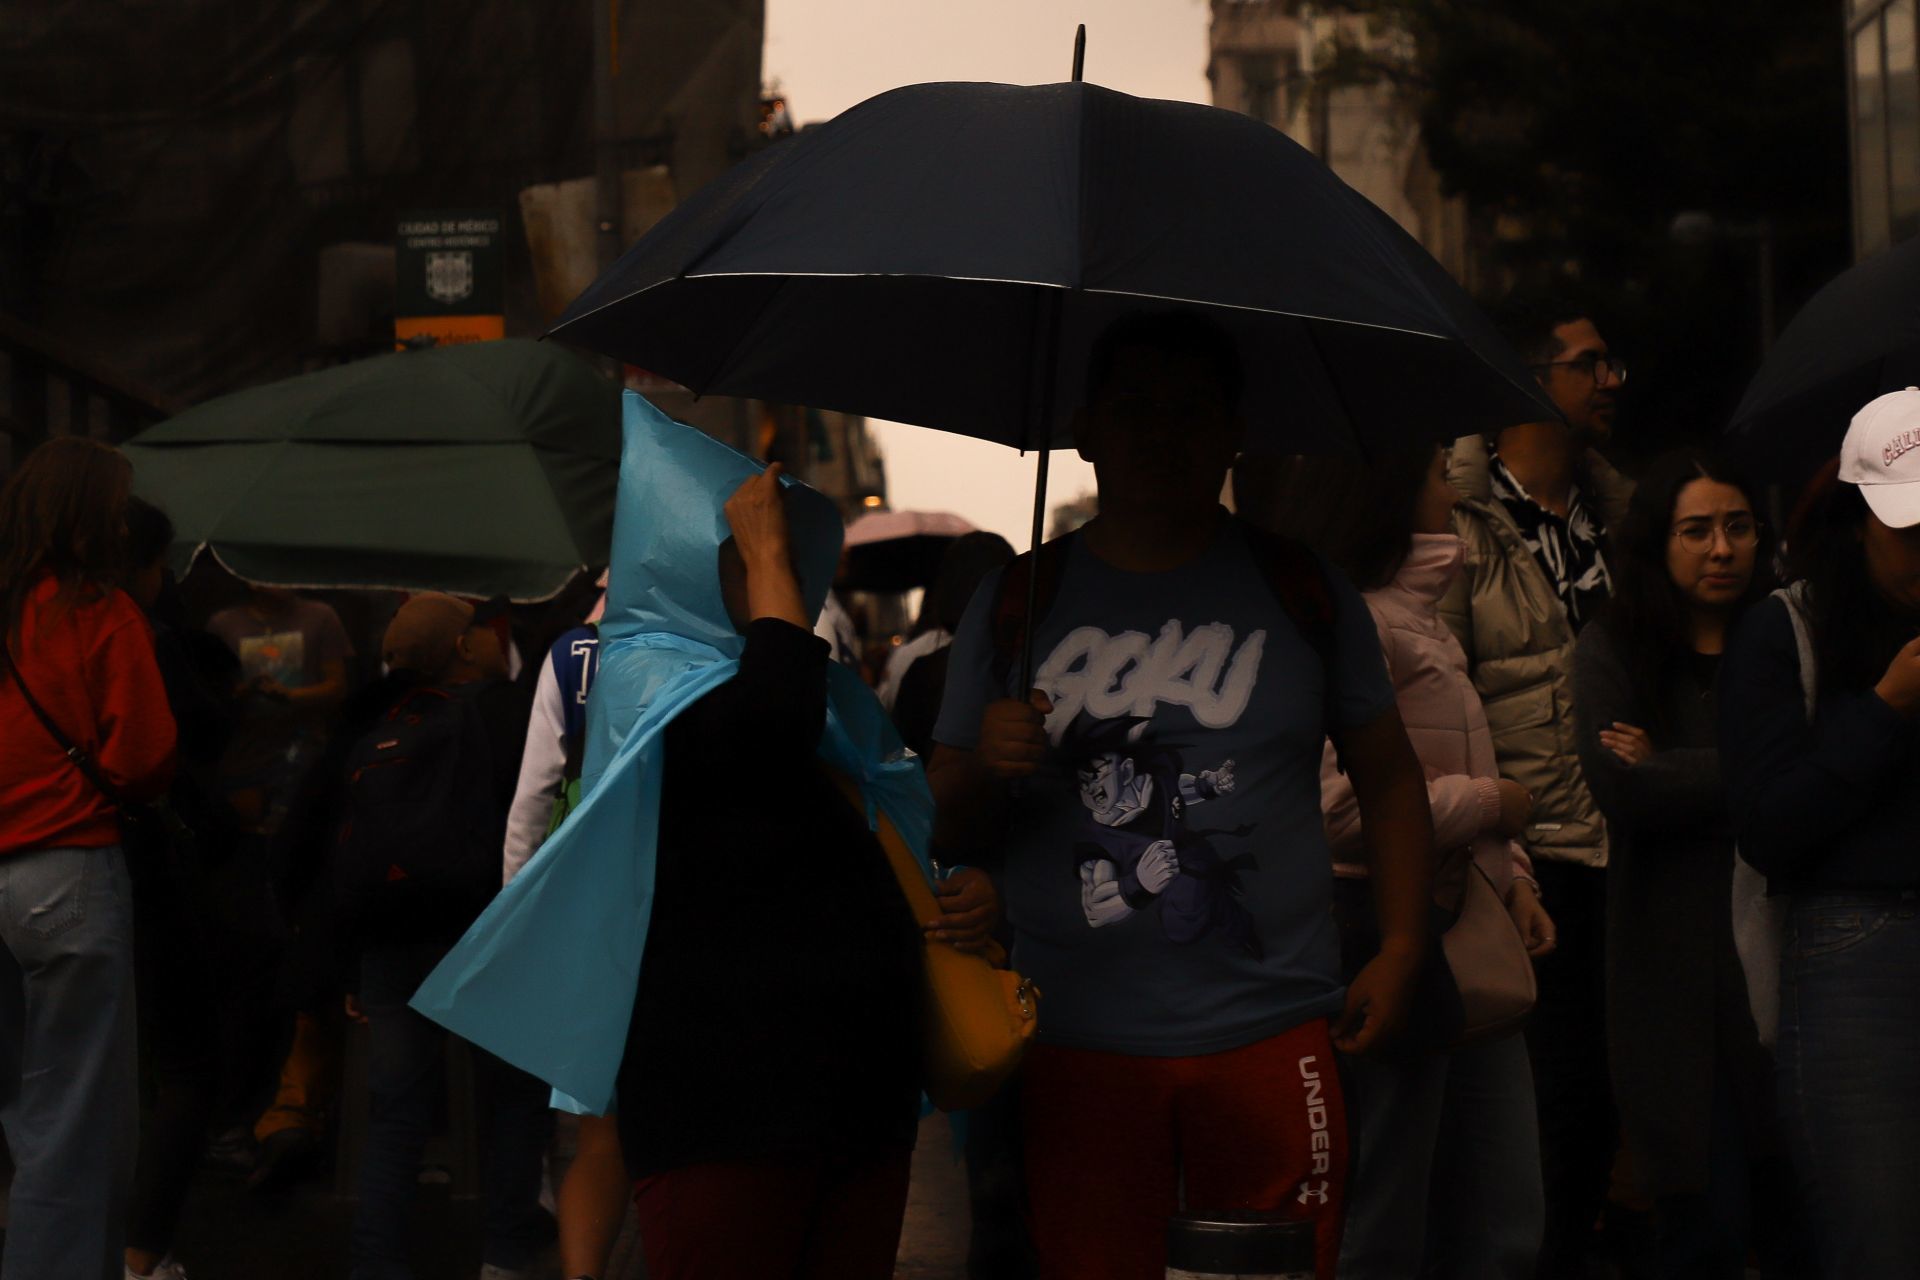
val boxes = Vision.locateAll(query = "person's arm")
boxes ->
[1331,706,1433,1055]
[1318,561,1431,1054]
[926,566,1039,865]
[1437,522,1477,666]
[1721,599,1917,879]
[503,653,569,884]
[274,658,347,708]
[89,608,179,800]
[1571,624,1723,835]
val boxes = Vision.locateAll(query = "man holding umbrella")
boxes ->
[929,312,1436,1280]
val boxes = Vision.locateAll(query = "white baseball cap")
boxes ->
[1840,387,1920,529]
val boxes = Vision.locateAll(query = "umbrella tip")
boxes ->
[1072,24,1086,82]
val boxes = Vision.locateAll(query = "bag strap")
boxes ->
[0,638,128,807]
[824,768,1009,968]
[1772,584,1817,722]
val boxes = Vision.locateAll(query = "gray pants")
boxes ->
[1338,1032,1544,1279]
[0,846,139,1280]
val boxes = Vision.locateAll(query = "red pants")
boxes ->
[1023,1019,1349,1280]
[630,1146,912,1280]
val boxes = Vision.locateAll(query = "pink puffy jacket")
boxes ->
[1321,533,1531,900]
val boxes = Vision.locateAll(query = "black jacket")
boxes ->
[1574,622,1772,1197]
[616,619,925,1176]
[1720,596,1920,894]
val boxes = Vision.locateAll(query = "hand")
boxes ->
[1599,722,1653,767]
[1332,941,1421,1055]
[252,676,292,702]
[344,994,368,1026]
[1494,778,1533,838]
[1080,860,1129,927]
[977,689,1053,779]
[1875,634,1920,715]
[926,867,999,953]
[1203,760,1235,795]
[1136,840,1180,894]
[722,462,794,570]
[1507,880,1556,957]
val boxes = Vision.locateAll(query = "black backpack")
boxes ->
[332,683,504,932]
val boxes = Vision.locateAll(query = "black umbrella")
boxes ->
[552,38,1555,682]
[553,81,1549,458]
[1731,235,1920,474]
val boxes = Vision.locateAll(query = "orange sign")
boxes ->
[394,315,506,349]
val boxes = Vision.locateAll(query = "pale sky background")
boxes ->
[763,0,1214,546]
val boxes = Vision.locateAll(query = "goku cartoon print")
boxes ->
[1039,614,1270,960]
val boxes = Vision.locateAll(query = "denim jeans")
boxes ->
[1340,1032,1544,1279]
[0,845,139,1280]
[350,942,554,1280]
[1777,890,1920,1279]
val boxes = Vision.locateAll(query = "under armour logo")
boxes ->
[1296,1179,1330,1207]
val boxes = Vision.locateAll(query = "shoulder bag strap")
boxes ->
[0,638,128,807]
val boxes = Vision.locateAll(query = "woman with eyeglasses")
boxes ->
[1571,450,1799,1279]
[1719,390,1920,1279]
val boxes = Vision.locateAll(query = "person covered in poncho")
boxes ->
[412,395,997,1279]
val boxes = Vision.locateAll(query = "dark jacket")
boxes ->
[616,619,925,1177]
[1720,595,1920,894]
[1573,621,1772,1197]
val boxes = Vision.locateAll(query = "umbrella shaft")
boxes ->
[1019,444,1052,694]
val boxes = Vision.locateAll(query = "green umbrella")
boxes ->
[124,339,621,601]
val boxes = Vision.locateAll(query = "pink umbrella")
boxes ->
[843,510,976,546]
[842,510,977,591]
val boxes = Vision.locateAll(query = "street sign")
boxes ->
[395,209,505,347]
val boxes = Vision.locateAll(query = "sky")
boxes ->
[763,0,1214,547]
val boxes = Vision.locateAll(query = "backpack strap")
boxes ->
[1231,518,1344,757]
[988,533,1077,691]
[1773,583,1817,722]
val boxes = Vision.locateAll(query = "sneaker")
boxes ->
[126,1257,188,1280]
[247,1126,321,1192]
[202,1125,256,1176]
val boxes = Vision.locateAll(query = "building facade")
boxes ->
[1847,0,1920,256]
[1207,0,1481,289]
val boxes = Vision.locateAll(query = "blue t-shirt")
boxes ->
[934,525,1395,1056]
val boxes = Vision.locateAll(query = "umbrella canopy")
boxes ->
[124,340,621,601]
[844,509,976,546]
[551,80,1556,456]
[1731,235,1920,475]
[842,509,977,592]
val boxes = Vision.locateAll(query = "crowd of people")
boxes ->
[0,293,1916,1280]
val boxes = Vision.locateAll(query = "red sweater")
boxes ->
[1,575,177,856]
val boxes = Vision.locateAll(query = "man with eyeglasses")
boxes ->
[1441,294,1636,1280]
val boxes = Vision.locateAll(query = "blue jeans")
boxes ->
[350,942,554,1280]
[1777,890,1920,1279]
[0,845,138,1280]
[1339,1032,1544,1278]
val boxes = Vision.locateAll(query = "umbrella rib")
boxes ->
[1303,318,1369,465]
[201,544,587,605]
[696,275,795,393]
[669,271,1455,341]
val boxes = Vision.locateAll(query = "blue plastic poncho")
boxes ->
[410,393,934,1114]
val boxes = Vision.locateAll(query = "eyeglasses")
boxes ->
[1532,354,1627,386]
[1670,516,1760,554]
